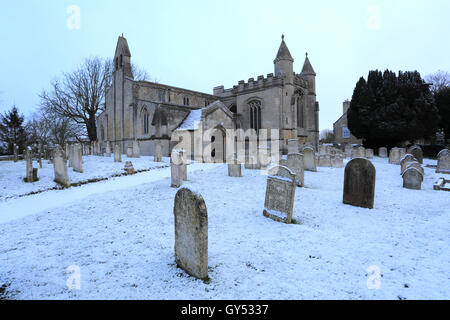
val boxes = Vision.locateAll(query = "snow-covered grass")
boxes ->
[0,157,449,299]
[0,155,170,201]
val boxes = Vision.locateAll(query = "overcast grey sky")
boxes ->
[0,0,449,130]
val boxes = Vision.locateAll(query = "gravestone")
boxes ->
[287,153,304,187]
[400,154,417,174]
[302,146,317,172]
[436,149,450,174]
[343,158,376,209]
[124,161,135,174]
[68,145,74,168]
[132,140,140,158]
[399,148,407,161]
[106,141,111,157]
[405,161,424,176]
[114,144,122,162]
[53,146,70,187]
[154,141,163,162]
[263,166,296,224]
[174,188,208,280]
[228,159,242,177]
[408,146,423,164]
[13,144,19,162]
[378,147,388,158]
[25,147,34,182]
[318,154,332,167]
[287,139,299,154]
[73,144,83,173]
[171,150,184,188]
[365,149,374,159]
[389,147,401,164]
[127,146,133,158]
[331,156,344,168]
[402,167,423,190]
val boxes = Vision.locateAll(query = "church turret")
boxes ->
[114,35,133,79]
[301,52,316,94]
[274,35,294,83]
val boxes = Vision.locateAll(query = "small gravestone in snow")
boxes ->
[263,166,296,224]
[343,158,376,209]
[407,145,423,164]
[402,167,423,190]
[436,149,450,174]
[174,188,208,280]
[73,144,83,173]
[378,147,388,158]
[302,146,317,172]
[53,146,70,187]
[389,148,400,164]
[365,149,374,159]
[287,153,304,187]
[25,147,34,183]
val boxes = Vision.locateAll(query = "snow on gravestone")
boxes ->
[287,153,304,187]
[406,161,424,176]
[378,147,388,158]
[402,167,423,190]
[263,166,296,224]
[73,144,83,173]
[343,158,376,209]
[407,146,423,164]
[400,154,417,174]
[53,146,70,187]
[114,144,122,162]
[436,149,450,174]
[302,146,317,172]
[174,188,208,280]
[228,159,242,177]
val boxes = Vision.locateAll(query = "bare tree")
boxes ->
[319,129,334,144]
[40,57,113,142]
[425,70,450,94]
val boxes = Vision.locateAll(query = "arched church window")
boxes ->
[142,108,149,134]
[248,100,262,133]
[229,104,237,114]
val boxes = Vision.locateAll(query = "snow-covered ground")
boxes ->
[0,155,170,201]
[0,157,449,299]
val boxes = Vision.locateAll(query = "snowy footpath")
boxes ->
[0,157,449,299]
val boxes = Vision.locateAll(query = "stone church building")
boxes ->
[96,35,319,161]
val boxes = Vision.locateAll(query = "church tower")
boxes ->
[300,53,316,94]
[274,35,294,83]
[114,35,133,79]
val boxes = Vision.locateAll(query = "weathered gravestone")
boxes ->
[389,148,401,164]
[53,146,70,187]
[405,161,424,176]
[408,146,423,164]
[171,150,185,188]
[400,154,417,174]
[228,159,242,177]
[402,167,423,190]
[302,146,317,172]
[13,144,19,162]
[127,146,133,158]
[343,158,376,209]
[72,144,83,173]
[68,144,74,168]
[132,140,140,158]
[25,147,34,182]
[318,154,332,167]
[154,141,163,162]
[174,188,208,280]
[436,149,450,174]
[287,139,299,154]
[114,144,122,162]
[263,166,296,224]
[399,148,407,161]
[106,141,112,157]
[331,156,344,168]
[365,149,374,159]
[378,147,388,158]
[287,153,304,187]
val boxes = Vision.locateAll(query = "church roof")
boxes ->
[176,109,202,131]
[274,35,294,62]
[301,54,316,75]
[115,35,131,57]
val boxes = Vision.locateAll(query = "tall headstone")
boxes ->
[132,140,140,158]
[287,153,304,187]
[171,150,183,188]
[408,146,423,164]
[174,188,208,280]
[25,146,34,182]
[73,144,83,173]
[343,158,376,209]
[436,149,450,174]
[402,168,423,190]
[13,144,19,162]
[68,144,74,168]
[114,144,122,162]
[53,146,70,187]
[378,147,388,158]
[105,141,112,157]
[263,166,296,224]
[302,146,317,172]
[154,141,163,162]
[389,147,401,164]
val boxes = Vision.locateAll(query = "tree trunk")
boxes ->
[87,114,97,142]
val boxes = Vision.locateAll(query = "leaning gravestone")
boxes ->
[132,140,140,158]
[174,188,208,280]
[378,147,388,158]
[402,167,423,190]
[263,166,296,224]
[389,148,401,164]
[73,144,83,173]
[343,158,376,209]
[53,146,70,187]
[436,149,450,174]
[25,146,34,183]
[408,145,423,164]
[302,146,317,172]
[287,153,304,187]
[228,159,242,177]
[114,144,122,162]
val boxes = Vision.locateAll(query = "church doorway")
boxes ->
[211,126,226,163]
